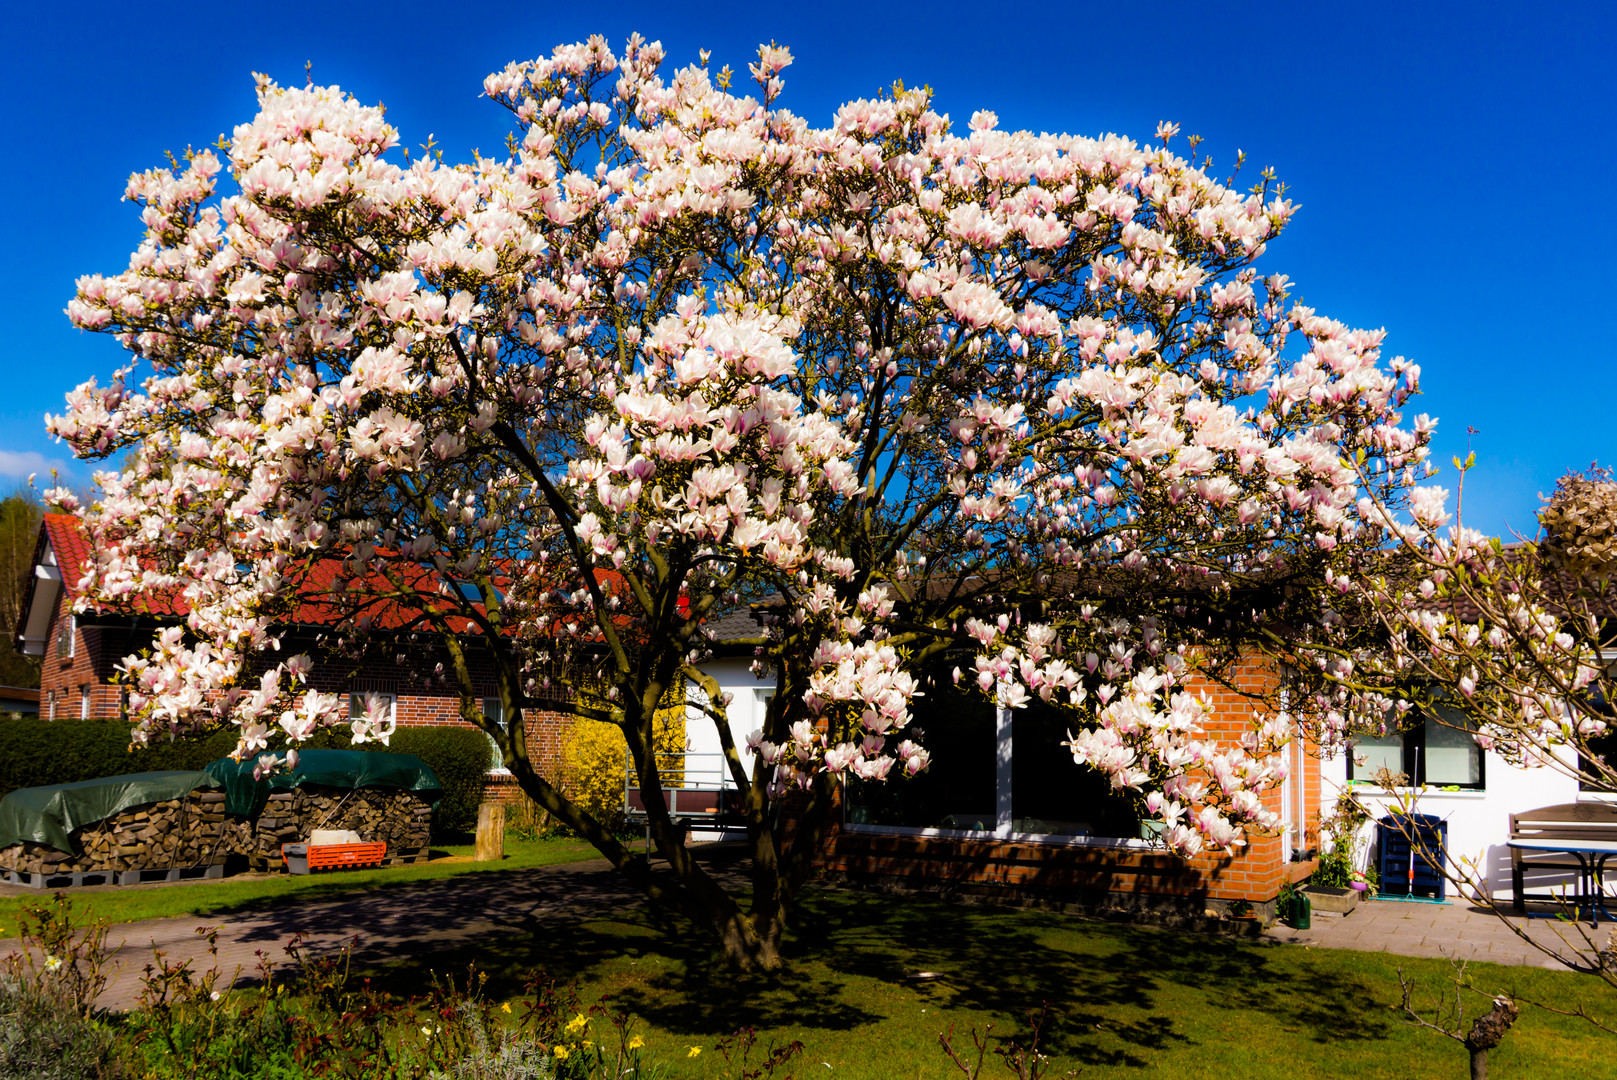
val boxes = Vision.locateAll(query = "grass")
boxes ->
[8,845,1617,1076]
[0,835,600,937]
[353,886,1617,1079]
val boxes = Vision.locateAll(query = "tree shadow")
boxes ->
[341,871,1396,1070]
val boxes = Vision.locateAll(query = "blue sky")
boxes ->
[3,1,1611,538]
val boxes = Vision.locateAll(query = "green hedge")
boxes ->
[0,719,236,801]
[0,719,492,838]
[372,727,491,835]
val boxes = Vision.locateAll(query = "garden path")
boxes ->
[0,853,698,1012]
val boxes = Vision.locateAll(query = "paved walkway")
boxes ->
[3,856,1603,1012]
[1264,894,1609,971]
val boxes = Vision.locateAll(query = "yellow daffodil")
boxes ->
[565,1012,589,1035]
[554,1045,570,1060]
[501,1002,512,1014]
[687,1046,702,1058]
[629,1036,645,1050]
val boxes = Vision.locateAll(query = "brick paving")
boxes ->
[1264,894,1610,971]
[4,855,1605,1013]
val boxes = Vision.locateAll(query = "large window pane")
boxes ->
[1013,701,1140,838]
[846,678,994,830]
[1353,733,1404,784]
[1423,708,1483,787]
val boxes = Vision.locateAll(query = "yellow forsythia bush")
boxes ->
[559,684,686,830]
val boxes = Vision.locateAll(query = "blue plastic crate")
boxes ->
[1377,813,1448,901]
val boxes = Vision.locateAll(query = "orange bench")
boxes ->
[282,841,387,873]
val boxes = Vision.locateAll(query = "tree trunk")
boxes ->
[714,909,785,972]
[1464,996,1518,1080]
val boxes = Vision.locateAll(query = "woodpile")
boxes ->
[0,785,433,877]
[235,785,433,871]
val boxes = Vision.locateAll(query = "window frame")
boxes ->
[1347,708,1487,791]
[482,697,511,774]
[347,692,397,726]
[56,612,75,659]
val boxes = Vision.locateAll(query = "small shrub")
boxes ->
[386,727,492,836]
[557,686,685,835]
[0,973,124,1080]
[506,795,563,842]
[1,895,123,1080]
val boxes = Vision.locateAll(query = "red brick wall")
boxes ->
[1180,656,1287,902]
[37,592,125,721]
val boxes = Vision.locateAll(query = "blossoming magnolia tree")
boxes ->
[52,36,1431,967]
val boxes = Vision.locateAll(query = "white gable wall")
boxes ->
[685,657,774,778]
[1321,747,1600,901]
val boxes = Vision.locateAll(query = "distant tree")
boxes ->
[0,489,43,688]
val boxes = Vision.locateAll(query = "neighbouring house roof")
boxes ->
[13,515,734,658]
[702,607,769,642]
[0,686,39,713]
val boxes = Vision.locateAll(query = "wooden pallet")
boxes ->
[0,863,226,889]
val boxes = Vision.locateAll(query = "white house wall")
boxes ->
[1321,747,1597,900]
[685,657,773,784]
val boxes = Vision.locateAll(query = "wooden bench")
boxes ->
[1509,803,1617,911]
[282,841,387,874]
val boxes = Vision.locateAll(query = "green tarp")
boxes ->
[0,770,216,853]
[200,749,442,817]
[0,750,443,854]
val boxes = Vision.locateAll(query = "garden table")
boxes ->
[1505,838,1617,926]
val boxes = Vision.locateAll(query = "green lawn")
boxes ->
[354,887,1617,1079]
[0,836,599,937]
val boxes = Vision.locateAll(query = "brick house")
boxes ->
[13,514,573,801]
[696,633,1323,915]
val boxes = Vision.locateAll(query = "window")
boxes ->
[1012,700,1140,838]
[348,692,397,727]
[46,690,56,721]
[55,613,74,659]
[80,686,91,720]
[483,697,509,772]
[1349,703,1485,789]
[846,669,996,831]
[844,664,1141,840]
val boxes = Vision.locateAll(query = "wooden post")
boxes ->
[475,802,505,862]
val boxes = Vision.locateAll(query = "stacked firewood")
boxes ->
[236,785,434,871]
[0,785,434,876]
[0,791,233,876]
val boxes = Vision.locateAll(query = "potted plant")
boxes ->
[1304,793,1373,912]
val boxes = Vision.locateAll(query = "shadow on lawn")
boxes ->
[352,868,1395,1070]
